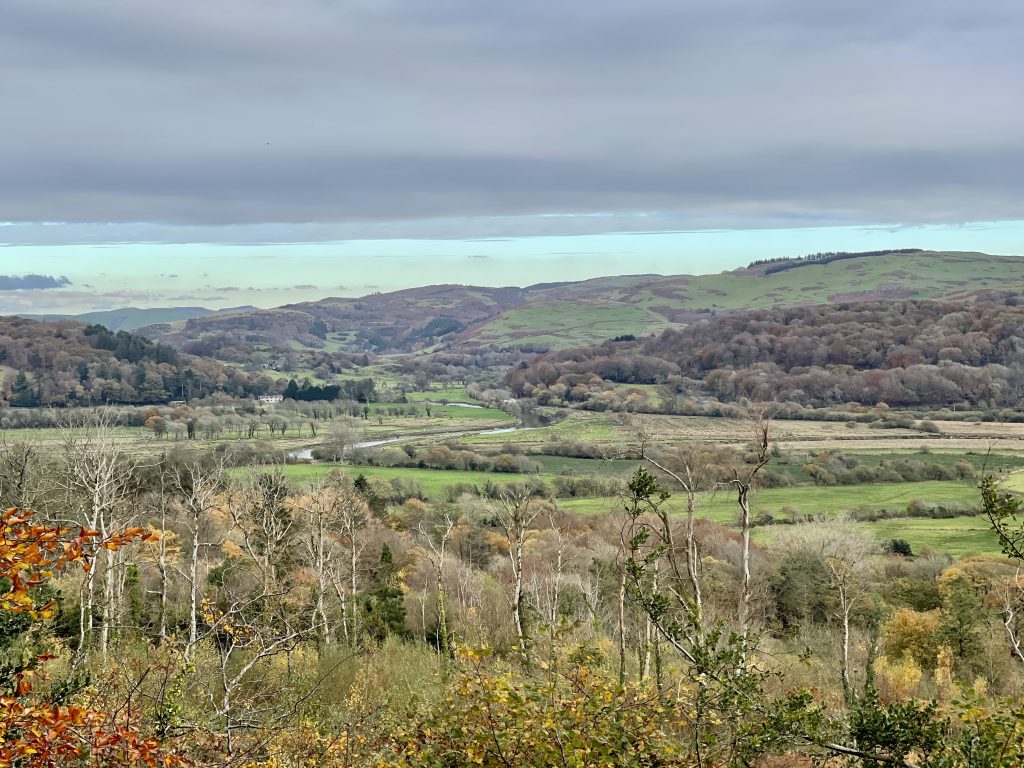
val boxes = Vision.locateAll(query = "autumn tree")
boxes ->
[289,472,367,646]
[0,507,175,767]
[489,488,542,654]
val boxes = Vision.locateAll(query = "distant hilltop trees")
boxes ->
[748,248,924,274]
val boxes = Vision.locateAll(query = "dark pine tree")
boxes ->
[364,544,406,642]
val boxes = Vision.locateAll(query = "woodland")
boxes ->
[1,411,1024,767]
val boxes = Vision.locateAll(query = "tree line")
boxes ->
[508,295,1024,410]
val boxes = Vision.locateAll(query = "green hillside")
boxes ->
[139,250,1024,356]
[463,250,1024,348]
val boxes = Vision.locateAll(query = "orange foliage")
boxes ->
[0,507,182,768]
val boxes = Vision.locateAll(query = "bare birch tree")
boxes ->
[289,473,364,647]
[490,488,542,654]
[167,455,227,661]
[418,503,455,659]
[55,411,143,660]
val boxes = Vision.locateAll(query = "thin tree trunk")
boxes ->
[618,568,627,687]
[737,486,752,639]
[101,546,116,659]
[157,504,168,645]
[421,590,428,644]
[841,588,852,706]
[350,538,359,649]
[512,538,526,652]
[333,578,349,645]
[685,482,703,635]
[552,535,563,625]
[437,580,450,659]
[186,515,200,662]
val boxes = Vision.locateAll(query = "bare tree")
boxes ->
[55,411,144,660]
[996,569,1024,664]
[167,456,227,662]
[141,468,178,646]
[726,411,772,641]
[546,505,568,626]
[776,520,876,706]
[633,444,706,640]
[490,488,542,654]
[290,473,366,647]
[200,557,308,756]
[230,469,297,587]
[418,503,456,659]
[0,439,49,511]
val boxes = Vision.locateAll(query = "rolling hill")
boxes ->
[136,250,1024,360]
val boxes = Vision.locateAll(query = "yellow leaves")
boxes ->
[222,539,244,559]
[881,608,942,670]
[365,648,695,768]
[874,655,924,702]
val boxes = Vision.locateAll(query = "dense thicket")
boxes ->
[0,317,272,406]
[283,377,376,402]
[508,295,1024,408]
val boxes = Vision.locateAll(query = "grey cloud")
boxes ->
[0,288,153,311]
[0,274,71,290]
[3,0,1023,240]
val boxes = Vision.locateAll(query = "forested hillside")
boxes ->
[142,284,531,362]
[0,317,271,406]
[508,293,1024,410]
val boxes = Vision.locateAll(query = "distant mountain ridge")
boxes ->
[20,305,258,332]
[117,250,1024,363]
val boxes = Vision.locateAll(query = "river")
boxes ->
[287,426,530,460]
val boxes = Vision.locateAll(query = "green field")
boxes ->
[621,252,1023,312]
[747,515,1001,558]
[469,300,671,349]
[405,387,475,402]
[531,455,640,476]
[860,517,1001,558]
[0,426,141,442]
[268,463,558,498]
[1000,469,1024,492]
[463,412,622,446]
[554,480,979,524]
[366,402,511,423]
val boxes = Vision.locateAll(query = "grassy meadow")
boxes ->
[3,390,1018,559]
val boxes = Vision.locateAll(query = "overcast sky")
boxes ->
[3,0,1023,312]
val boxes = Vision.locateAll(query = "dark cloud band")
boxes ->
[2,0,1022,238]
[0,275,72,290]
